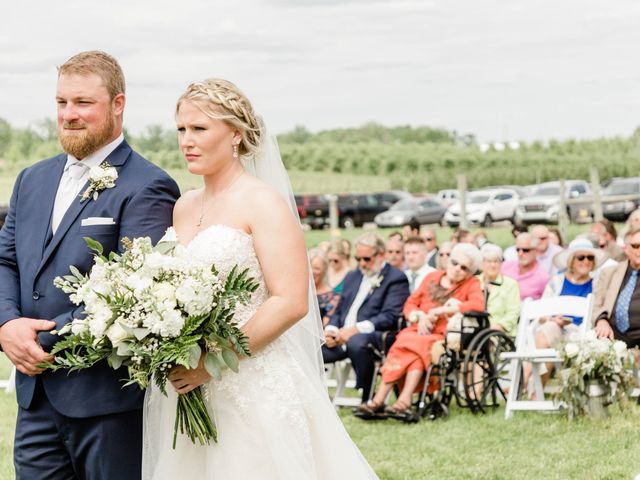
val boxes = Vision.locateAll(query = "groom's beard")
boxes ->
[58,110,115,159]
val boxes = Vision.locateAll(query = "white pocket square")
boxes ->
[81,217,116,227]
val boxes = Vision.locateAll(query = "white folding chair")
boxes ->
[325,360,361,407]
[0,365,16,393]
[501,294,593,418]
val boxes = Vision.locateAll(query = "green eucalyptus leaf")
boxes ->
[189,345,202,369]
[204,353,222,380]
[83,237,104,255]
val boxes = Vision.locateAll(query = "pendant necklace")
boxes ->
[196,170,244,227]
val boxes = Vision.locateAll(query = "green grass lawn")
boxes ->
[1,352,639,479]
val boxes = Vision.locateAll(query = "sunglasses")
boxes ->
[516,247,533,253]
[354,256,373,262]
[575,254,595,262]
[450,258,471,273]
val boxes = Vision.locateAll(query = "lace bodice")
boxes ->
[183,224,268,327]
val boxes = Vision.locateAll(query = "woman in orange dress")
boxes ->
[358,243,484,418]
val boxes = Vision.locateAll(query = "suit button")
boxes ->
[32,291,40,300]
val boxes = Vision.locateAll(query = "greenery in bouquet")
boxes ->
[554,330,636,419]
[41,228,259,447]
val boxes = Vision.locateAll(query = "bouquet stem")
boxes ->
[172,386,217,449]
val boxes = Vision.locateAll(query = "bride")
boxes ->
[142,79,378,479]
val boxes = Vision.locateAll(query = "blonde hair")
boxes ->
[176,78,262,157]
[58,50,125,100]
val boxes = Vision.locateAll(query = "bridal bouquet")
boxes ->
[554,330,636,419]
[42,230,258,447]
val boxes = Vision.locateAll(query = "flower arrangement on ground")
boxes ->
[555,330,636,419]
[41,230,258,447]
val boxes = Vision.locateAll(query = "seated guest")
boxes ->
[357,244,484,418]
[436,241,453,271]
[620,208,640,244]
[478,244,520,336]
[503,223,529,262]
[532,225,564,276]
[385,236,405,270]
[327,239,351,293]
[323,233,410,403]
[402,220,420,239]
[501,232,550,300]
[388,231,404,242]
[474,230,489,248]
[404,237,435,293]
[593,226,640,348]
[548,227,566,248]
[421,227,439,268]
[451,228,474,245]
[590,220,625,262]
[524,238,605,390]
[309,248,340,326]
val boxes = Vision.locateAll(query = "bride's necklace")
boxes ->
[196,170,244,227]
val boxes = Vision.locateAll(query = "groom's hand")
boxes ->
[0,318,55,376]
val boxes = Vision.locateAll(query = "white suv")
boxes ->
[444,188,520,227]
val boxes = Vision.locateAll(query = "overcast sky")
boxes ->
[1,0,639,142]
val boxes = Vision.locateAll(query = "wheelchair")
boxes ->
[367,311,515,423]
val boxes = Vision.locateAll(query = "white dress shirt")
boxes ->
[405,262,435,293]
[51,134,124,234]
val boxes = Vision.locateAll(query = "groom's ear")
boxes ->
[112,93,126,116]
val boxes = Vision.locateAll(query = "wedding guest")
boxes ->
[524,238,605,389]
[323,233,409,403]
[548,227,566,248]
[532,225,563,275]
[357,243,483,419]
[478,244,520,336]
[474,230,489,248]
[316,240,331,254]
[593,226,640,348]
[421,226,439,268]
[309,248,340,326]
[404,237,435,293]
[388,231,404,242]
[501,233,549,300]
[385,236,405,270]
[437,241,453,270]
[503,223,529,262]
[402,220,420,239]
[590,220,625,262]
[620,208,640,244]
[327,239,351,293]
[451,228,473,245]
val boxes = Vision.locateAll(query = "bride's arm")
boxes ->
[242,187,309,352]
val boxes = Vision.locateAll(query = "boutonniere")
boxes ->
[80,162,118,203]
[368,274,384,294]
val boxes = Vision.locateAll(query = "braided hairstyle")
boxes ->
[176,78,263,157]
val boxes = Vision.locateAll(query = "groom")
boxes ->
[0,51,180,479]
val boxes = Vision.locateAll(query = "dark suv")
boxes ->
[337,191,411,228]
[294,194,330,229]
[601,177,640,221]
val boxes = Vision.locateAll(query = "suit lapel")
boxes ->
[607,261,629,314]
[36,155,66,255]
[361,264,389,306]
[35,141,132,279]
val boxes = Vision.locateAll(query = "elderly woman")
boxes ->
[327,239,351,293]
[477,244,520,337]
[436,241,453,271]
[357,243,484,419]
[309,248,340,326]
[524,237,607,391]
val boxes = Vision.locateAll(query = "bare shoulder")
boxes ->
[239,176,294,223]
[175,188,201,212]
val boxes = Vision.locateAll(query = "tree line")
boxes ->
[1,117,639,192]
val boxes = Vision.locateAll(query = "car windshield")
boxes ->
[468,195,490,204]
[534,185,560,196]
[390,199,417,210]
[603,182,639,195]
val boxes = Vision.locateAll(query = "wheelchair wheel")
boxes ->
[419,356,453,420]
[461,330,515,414]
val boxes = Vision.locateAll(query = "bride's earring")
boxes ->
[232,144,239,159]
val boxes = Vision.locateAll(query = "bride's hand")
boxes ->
[168,354,211,394]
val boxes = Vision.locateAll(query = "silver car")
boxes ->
[374,197,446,227]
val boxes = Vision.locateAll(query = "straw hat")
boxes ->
[552,237,608,270]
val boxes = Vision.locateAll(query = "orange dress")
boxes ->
[380,270,485,384]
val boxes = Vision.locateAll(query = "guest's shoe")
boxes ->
[353,401,386,420]
[385,400,418,423]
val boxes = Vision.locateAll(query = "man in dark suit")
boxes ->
[0,51,180,479]
[323,233,409,402]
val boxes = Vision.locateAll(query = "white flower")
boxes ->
[585,329,598,342]
[160,227,178,243]
[564,342,579,358]
[106,322,130,346]
[145,251,167,271]
[153,282,177,303]
[613,340,628,359]
[80,162,118,202]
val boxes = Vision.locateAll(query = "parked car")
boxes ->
[374,197,446,228]
[294,194,330,229]
[338,191,411,228]
[0,205,7,229]
[435,189,459,208]
[601,177,640,221]
[477,184,532,200]
[515,180,593,225]
[444,188,520,227]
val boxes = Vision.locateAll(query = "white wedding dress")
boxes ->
[142,224,378,480]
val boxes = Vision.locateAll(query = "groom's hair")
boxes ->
[58,50,125,100]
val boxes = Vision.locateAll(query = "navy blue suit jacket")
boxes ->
[0,140,180,417]
[328,263,409,332]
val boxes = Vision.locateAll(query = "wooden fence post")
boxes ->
[590,167,603,222]
[558,180,569,240]
[457,174,468,230]
[327,194,340,238]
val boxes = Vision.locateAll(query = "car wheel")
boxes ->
[342,216,355,229]
[481,214,492,228]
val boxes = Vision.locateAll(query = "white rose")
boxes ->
[613,340,628,359]
[70,319,87,335]
[145,251,166,270]
[564,343,579,358]
[106,322,130,346]
[153,282,176,303]
[89,165,106,180]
